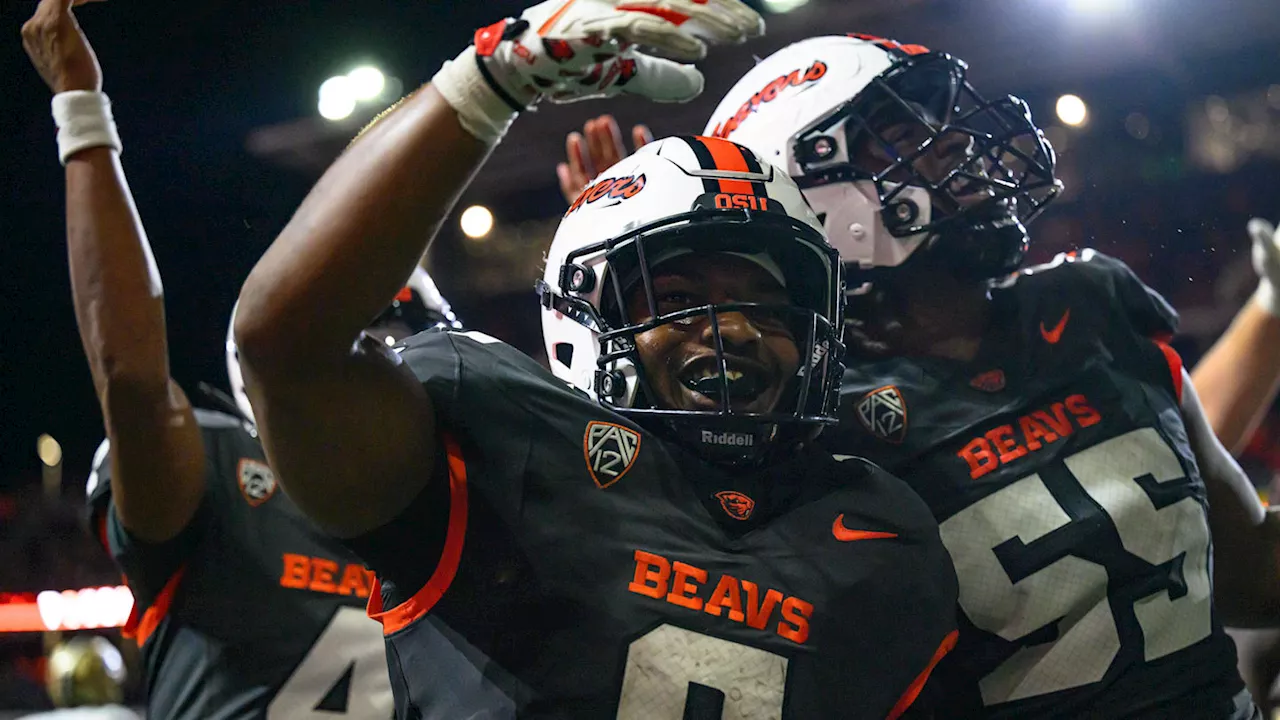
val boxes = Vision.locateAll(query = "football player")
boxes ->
[232,2,960,718]
[21,0,454,716]
[557,34,1275,718]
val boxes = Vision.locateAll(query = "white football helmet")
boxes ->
[225,266,460,426]
[704,34,1061,281]
[539,135,845,465]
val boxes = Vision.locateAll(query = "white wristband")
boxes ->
[52,91,122,165]
[431,46,520,145]
[1254,280,1280,318]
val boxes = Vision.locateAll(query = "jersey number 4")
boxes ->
[267,607,394,719]
[939,428,1212,706]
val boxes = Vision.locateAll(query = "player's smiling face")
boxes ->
[624,252,800,414]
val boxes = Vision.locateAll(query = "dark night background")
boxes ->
[3,1,1280,704]
[1,1,544,493]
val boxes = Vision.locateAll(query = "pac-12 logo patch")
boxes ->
[237,458,277,507]
[855,385,907,444]
[715,491,756,521]
[584,421,641,489]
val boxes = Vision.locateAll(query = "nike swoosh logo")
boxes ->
[1039,308,1071,344]
[832,514,898,542]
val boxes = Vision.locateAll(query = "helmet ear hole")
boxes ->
[554,342,574,368]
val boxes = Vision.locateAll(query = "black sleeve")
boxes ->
[344,329,541,607]
[85,437,213,605]
[343,450,453,609]
[1056,250,1185,399]
[1068,249,1179,339]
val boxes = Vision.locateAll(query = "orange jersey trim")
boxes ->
[129,565,186,646]
[538,0,578,35]
[698,135,755,195]
[367,434,469,635]
[96,514,110,553]
[885,629,959,720]
[1153,339,1184,403]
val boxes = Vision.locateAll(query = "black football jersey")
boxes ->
[347,329,959,720]
[826,250,1252,719]
[86,409,394,720]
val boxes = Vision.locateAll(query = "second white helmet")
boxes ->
[539,135,845,465]
[704,34,1061,281]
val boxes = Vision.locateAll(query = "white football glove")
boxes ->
[432,0,763,143]
[1248,218,1280,317]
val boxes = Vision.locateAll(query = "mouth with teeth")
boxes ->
[676,358,774,413]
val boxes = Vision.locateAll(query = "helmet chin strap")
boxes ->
[923,212,1030,281]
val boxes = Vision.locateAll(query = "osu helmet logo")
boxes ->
[237,458,277,507]
[565,174,646,216]
[855,385,907,444]
[709,60,827,139]
[584,421,641,488]
[715,491,756,521]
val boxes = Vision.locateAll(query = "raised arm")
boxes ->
[23,0,204,543]
[1191,218,1280,454]
[234,0,759,537]
[233,84,478,537]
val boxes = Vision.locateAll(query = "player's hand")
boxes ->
[477,0,763,108]
[557,114,653,203]
[21,0,105,94]
[1248,218,1280,316]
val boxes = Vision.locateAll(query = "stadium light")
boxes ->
[347,66,386,101]
[318,65,393,121]
[0,586,134,633]
[1067,0,1134,15]
[37,434,62,467]
[318,76,356,121]
[460,205,494,239]
[1056,94,1088,127]
[761,0,809,12]
[1069,0,1108,11]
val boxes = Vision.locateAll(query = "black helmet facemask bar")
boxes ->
[537,208,845,465]
[792,52,1063,278]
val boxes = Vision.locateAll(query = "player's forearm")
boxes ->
[235,85,490,373]
[1191,300,1280,455]
[66,148,176,419]
[66,147,206,541]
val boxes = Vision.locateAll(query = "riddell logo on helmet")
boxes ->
[565,174,646,216]
[709,60,828,139]
[702,430,754,447]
